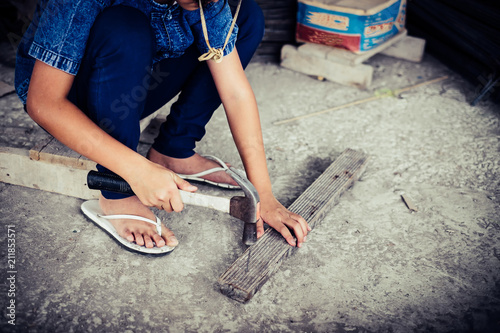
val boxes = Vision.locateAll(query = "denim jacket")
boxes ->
[15,0,238,104]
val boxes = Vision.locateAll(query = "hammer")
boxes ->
[86,168,260,246]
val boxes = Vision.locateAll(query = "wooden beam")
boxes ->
[29,136,96,170]
[298,29,408,66]
[0,146,98,199]
[281,44,374,89]
[218,148,368,302]
[380,35,426,63]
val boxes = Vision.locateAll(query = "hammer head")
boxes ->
[227,167,260,246]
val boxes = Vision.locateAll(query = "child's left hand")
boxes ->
[257,194,311,247]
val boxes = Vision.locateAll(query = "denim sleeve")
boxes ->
[28,0,109,75]
[183,0,238,57]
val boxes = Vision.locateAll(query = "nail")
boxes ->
[168,236,179,246]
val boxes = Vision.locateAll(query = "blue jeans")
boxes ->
[68,1,265,199]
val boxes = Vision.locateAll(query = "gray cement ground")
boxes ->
[0,41,499,332]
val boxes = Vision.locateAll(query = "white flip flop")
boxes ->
[177,155,242,190]
[81,200,176,254]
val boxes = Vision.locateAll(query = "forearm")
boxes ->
[26,60,195,212]
[27,96,148,182]
[207,51,273,197]
[224,91,273,197]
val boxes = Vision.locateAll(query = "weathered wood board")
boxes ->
[29,136,96,170]
[218,148,368,303]
[0,146,98,199]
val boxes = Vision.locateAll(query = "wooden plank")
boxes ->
[281,45,373,89]
[218,148,368,302]
[298,29,408,66]
[29,135,54,160]
[0,146,98,199]
[29,136,96,170]
[380,35,426,63]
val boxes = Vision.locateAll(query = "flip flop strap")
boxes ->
[198,0,242,63]
[97,214,162,235]
[177,166,225,178]
[203,155,229,169]
[176,155,230,178]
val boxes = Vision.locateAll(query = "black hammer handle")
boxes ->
[87,171,134,195]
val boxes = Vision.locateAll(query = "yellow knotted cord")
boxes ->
[198,0,242,63]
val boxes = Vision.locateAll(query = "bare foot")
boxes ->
[99,195,178,248]
[147,148,238,187]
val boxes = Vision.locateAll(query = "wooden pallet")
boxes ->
[218,148,368,302]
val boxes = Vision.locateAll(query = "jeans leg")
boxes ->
[148,0,265,158]
[69,5,154,199]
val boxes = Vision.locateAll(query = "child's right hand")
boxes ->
[126,161,198,212]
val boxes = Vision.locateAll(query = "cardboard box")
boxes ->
[296,0,407,53]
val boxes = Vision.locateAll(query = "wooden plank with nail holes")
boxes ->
[218,148,369,303]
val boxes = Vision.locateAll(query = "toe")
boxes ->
[123,230,135,242]
[167,236,178,247]
[143,235,154,248]
[162,226,178,247]
[134,232,145,246]
[152,234,166,247]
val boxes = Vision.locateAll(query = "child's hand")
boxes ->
[126,161,198,212]
[257,194,311,247]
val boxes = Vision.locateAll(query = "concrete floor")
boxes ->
[1,43,499,332]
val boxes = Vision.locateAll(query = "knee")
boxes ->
[235,0,265,44]
[89,6,154,61]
